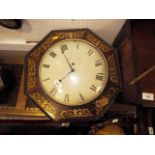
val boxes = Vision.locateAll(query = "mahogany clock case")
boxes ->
[25,29,122,122]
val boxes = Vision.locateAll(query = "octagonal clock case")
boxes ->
[25,29,122,122]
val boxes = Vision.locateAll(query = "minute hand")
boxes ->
[62,52,74,71]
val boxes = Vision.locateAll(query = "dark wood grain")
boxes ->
[114,20,155,106]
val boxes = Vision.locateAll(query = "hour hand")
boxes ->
[59,69,74,82]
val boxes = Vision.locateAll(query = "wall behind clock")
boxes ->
[0,19,125,52]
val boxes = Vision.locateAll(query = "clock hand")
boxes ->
[59,69,74,82]
[62,52,74,71]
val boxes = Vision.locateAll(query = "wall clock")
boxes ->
[25,29,121,122]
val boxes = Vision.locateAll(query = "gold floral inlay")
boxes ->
[108,55,118,84]
[95,97,109,116]
[27,58,36,91]
[86,33,111,52]
[30,92,56,117]
[60,109,93,119]
[54,31,85,39]
[30,39,52,58]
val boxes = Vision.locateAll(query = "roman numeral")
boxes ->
[42,64,50,68]
[90,84,97,92]
[87,49,93,56]
[96,73,104,81]
[95,59,102,67]
[60,44,68,53]
[64,94,69,103]
[79,94,85,102]
[49,88,57,97]
[43,78,51,82]
[49,51,57,58]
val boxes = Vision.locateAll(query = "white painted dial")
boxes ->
[39,39,109,106]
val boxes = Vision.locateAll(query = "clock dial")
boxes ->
[39,39,109,106]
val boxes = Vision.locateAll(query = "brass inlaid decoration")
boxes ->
[30,92,56,117]
[86,32,111,52]
[60,109,93,119]
[27,58,36,91]
[108,54,119,84]
[95,97,109,116]
[30,36,55,58]
[54,30,85,39]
